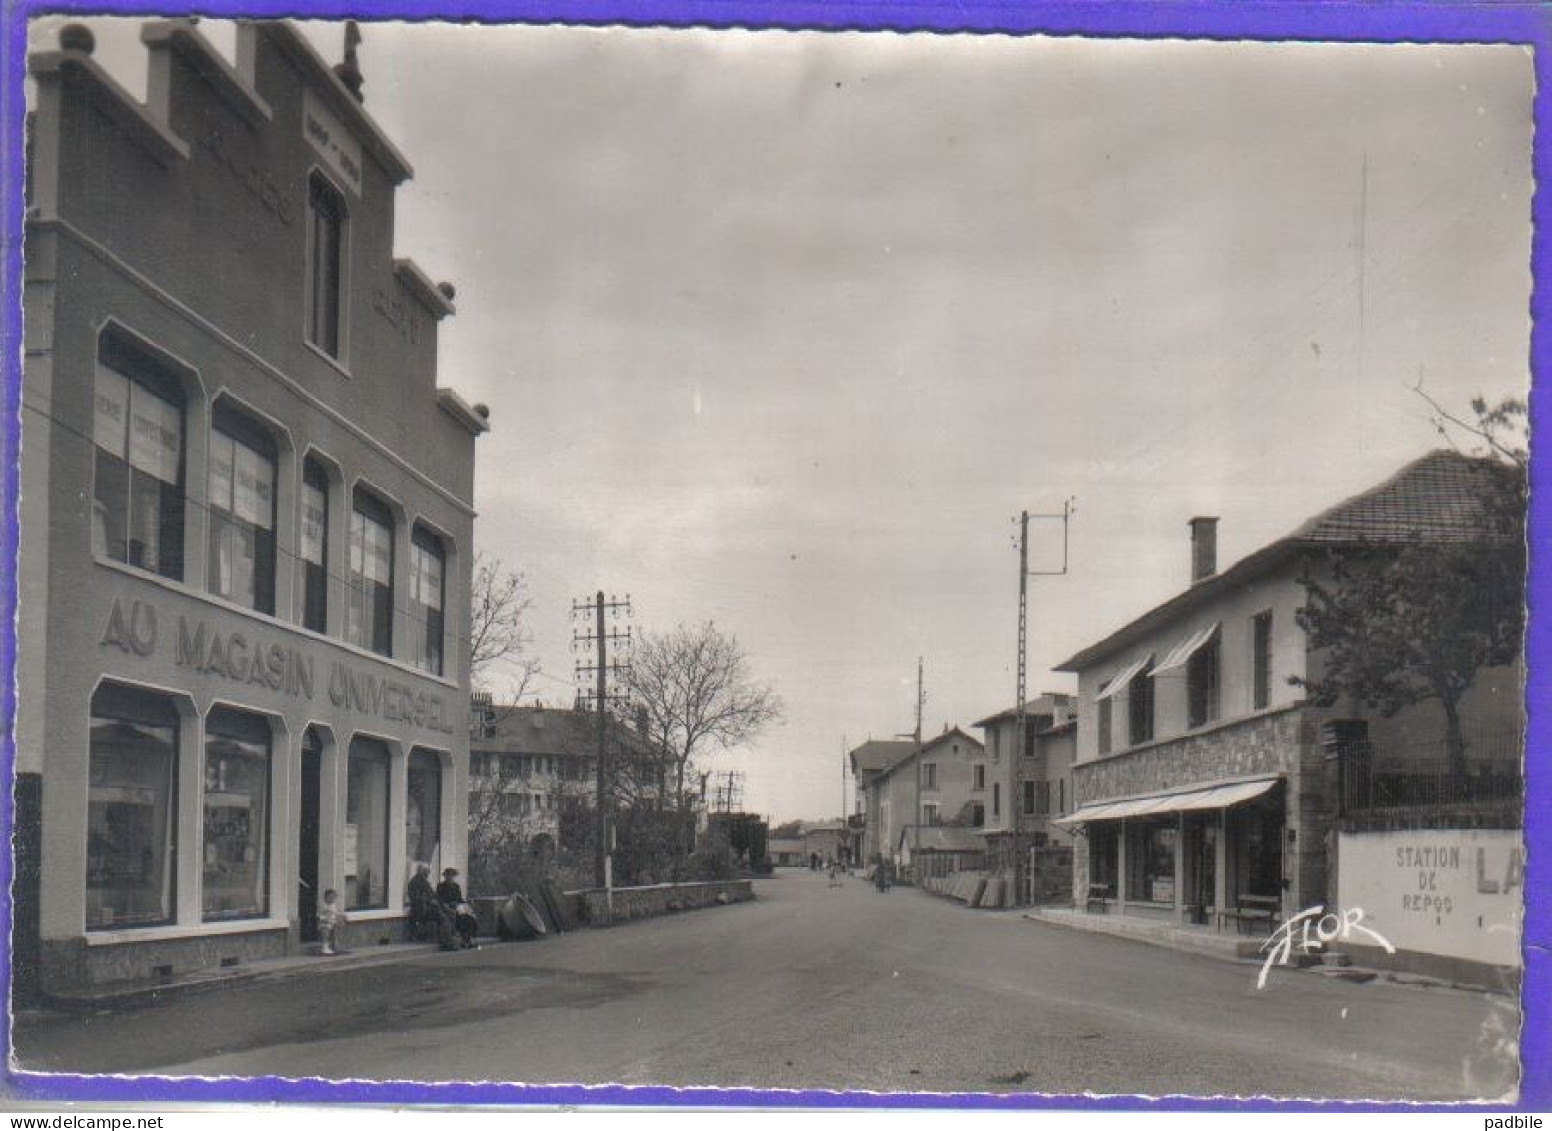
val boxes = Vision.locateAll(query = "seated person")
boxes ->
[437,867,479,949]
[407,862,457,950]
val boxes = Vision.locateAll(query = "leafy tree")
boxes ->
[1294,395,1525,779]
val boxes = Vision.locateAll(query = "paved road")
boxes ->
[12,871,1519,1100]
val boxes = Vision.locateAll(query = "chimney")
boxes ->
[1189,517,1218,583]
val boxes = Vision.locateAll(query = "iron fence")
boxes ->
[1336,727,1522,816]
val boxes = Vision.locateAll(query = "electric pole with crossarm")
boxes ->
[572,591,631,889]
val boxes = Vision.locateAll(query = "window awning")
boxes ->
[1152,622,1221,675]
[1054,776,1280,825]
[1095,654,1153,701]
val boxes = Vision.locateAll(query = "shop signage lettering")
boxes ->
[303,89,363,195]
[197,130,292,226]
[98,598,454,736]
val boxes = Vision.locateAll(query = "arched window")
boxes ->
[202,707,271,921]
[408,526,445,675]
[87,683,179,929]
[207,401,277,614]
[92,334,185,579]
[347,488,393,657]
[300,458,330,633]
[307,172,346,359]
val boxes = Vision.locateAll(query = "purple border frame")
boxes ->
[0,0,1545,1112]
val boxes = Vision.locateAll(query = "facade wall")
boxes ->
[21,23,483,992]
[1073,569,1308,764]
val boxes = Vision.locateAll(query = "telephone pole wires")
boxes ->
[573,591,632,889]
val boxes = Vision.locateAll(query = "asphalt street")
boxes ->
[10,870,1520,1100]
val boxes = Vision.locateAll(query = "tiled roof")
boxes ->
[1285,449,1506,545]
[1056,450,1514,672]
[972,693,1075,729]
[472,705,652,757]
[849,739,918,775]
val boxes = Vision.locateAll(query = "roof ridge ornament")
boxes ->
[334,20,364,102]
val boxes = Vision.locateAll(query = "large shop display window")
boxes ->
[87,684,178,930]
[347,490,394,657]
[346,739,390,910]
[1127,817,1177,904]
[92,336,185,580]
[207,404,278,615]
[407,527,445,675]
[406,749,442,873]
[203,708,272,921]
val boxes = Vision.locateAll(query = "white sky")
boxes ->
[30,18,1534,824]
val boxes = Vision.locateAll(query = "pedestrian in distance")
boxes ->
[438,867,480,950]
[408,861,459,950]
[318,887,349,956]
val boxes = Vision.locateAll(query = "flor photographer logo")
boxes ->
[1257,905,1395,989]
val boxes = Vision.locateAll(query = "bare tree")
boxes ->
[623,622,783,815]
[468,551,539,698]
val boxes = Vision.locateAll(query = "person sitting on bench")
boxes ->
[408,862,458,950]
[437,867,479,950]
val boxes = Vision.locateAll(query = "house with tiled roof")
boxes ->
[1051,451,1523,974]
[848,739,917,863]
[851,728,987,873]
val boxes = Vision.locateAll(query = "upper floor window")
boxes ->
[1252,611,1274,710]
[408,526,446,675]
[922,802,940,826]
[300,459,329,633]
[92,336,185,580]
[1128,665,1155,746]
[921,762,937,790]
[1187,633,1221,728]
[972,764,986,791]
[207,404,277,614]
[1097,684,1113,755]
[307,173,346,360]
[347,489,393,656]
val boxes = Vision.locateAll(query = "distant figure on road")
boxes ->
[408,862,458,950]
[318,888,348,956]
[438,867,479,950]
[872,855,891,892]
[828,859,842,887]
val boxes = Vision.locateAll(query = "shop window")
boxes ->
[1126,818,1177,903]
[1187,633,1221,728]
[1252,611,1273,710]
[92,335,185,580]
[207,403,277,614]
[1128,666,1155,746]
[1089,824,1119,890]
[921,762,937,790]
[300,458,329,633]
[407,526,445,675]
[307,173,346,360]
[1097,686,1112,755]
[345,738,390,910]
[1238,806,1283,899]
[202,707,271,921]
[347,489,394,656]
[87,684,179,930]
[406,749,443,873]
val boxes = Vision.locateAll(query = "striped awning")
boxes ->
[1095,654,1153,701]
[1055,777,1280,825]
[1153,622,1221,675]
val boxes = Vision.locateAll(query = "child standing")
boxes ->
[319,888,349,956]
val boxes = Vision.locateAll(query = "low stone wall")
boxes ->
[570,880,754,925]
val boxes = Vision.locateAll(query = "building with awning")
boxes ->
[1055,452,1523,946]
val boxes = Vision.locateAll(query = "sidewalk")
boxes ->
[1026,906,1266,961]
[32,936,507,1014]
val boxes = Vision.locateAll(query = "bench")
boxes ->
[1085,882,1112,913]
[1220,894,1281,935]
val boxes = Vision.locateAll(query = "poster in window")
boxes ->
[301,483,326,565]
[93,365,129,456]
[208,432,235,509]
[127,383,181,485]
[233,443,274,530]
[343,821,358,875]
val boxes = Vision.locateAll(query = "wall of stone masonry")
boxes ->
[573,880,754,925]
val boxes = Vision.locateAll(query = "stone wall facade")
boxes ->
[573,880,755,925]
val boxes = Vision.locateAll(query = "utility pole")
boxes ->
[914,657,924,872]
[572,591,631,890]
[1012,500,1073,842]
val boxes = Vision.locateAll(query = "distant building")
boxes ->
[1054,451,1522,977]
[848,739,916,863]
[18,20,486,995]
[974,693,1077,846]
[851,728,986,873]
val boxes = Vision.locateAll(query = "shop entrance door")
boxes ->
[1186,814,1217,925]
[298,740,321,942]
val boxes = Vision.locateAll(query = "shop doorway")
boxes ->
[1184,814,1217,925]
[298,732,322,943]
